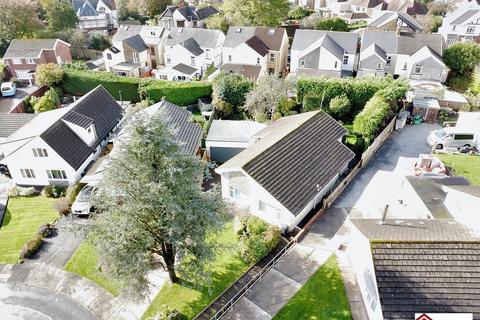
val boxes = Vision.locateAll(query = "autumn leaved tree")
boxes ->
[88,112,225,296]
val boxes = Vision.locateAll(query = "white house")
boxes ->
[215,111,355,231]
[443,185,480,233]
[103,25,167,77]
[358,30,448,83]
[367,11,423,32]
[0,86,123,186]
[72,0,119,33]
[437,0,480,46]
[158,0,219,29]
[154,28,225,81]
[290,30,359,77]
[205,120,267,163]
[222,26,289,80]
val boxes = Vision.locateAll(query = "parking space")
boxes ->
[0,86,38,113]
[334,123,441,219]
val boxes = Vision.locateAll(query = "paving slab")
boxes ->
[221,297,272,320]
[246,268,301,316]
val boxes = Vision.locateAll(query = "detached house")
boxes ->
[0,86,123,186]
[154,28,225,81]
[222,26,289,81]
[367,11,423,33]
[3,39,72,85]
[358,31,448,83]
[103,25,167,77]
[72,0,118,33]
[216,111,355,231]
[290,30,359,78]
[158,0,218,29]
[323,0,384,19]
[437,0,480,46]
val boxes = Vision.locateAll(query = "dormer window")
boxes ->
[99,6,105,11]
[386,56,392,65]
[151,31,156,36]
[414,64,423,74]
[467,26,475,34]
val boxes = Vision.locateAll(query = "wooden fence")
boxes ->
[361,116,397,166]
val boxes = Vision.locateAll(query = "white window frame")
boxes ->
[334,61,338,68]
[190,56,195,66]
[402,62,408,70]
[133,52,139,63]
[46,169,67,180]
[343,55,349,65]
[15,70,32,80]
[12,58,22,64]
[205,49,211,59]
[26,58,35,64]
[269,53,275,63]
[228,55,232,62]
[107,53,112,60]
[166,56,171,64]
[32,148,48,157]
[229,186,240,200]
[467,26,475,34]
[256,57,260,64]
[376,63,382,70]
[414,64,423,74]
[20,169,35,179]
[301,58,305,67]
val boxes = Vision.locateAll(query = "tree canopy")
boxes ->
[43,0,78,32]
[444,42,480,75]
[0,0,42,41]
[88,112,225,296]
[316,17,349,32]
[222,0,289,27]
[212,72,252,118]
[36,63,65,87]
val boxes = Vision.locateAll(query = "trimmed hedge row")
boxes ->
[61,69,213,105]
[297,76,404,116]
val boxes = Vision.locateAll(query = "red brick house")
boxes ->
[3,39,72,85]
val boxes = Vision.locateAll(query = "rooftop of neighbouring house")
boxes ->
[3,39,68,59]
[206,120,267,143]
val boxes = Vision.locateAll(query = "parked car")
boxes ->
[427,128,477,150]
[71,185,97,216]
[1,82,16,97]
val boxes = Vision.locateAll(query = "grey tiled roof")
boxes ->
[452,9,480,25]
[166,28,223,49]
[245,36,269,56]
[372,242,480,320]
[221,63,262,81]
[172,63,198,75]
[0,114,36,138]
[369,12,423,31]
[3,39,60,59]
[448,185,480,198]
[123,34,147,52]
[195,6,218,20]
[243,111,354,216]
[292,30,358,54]
[63,111,94,129]
[113,25,144,43]
[224,26,286,51]
[182,37,204,56]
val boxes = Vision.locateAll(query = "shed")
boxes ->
[206,120,266,163]
[412,98,440,123]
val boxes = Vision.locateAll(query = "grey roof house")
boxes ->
[158,0,218,29]
[216,111,355,231]
[358,30,448,82]
[72,0,118,32]
[290,30,359,78]
[367,11,423,33]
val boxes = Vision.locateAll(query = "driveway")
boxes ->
[334,123,441,219]
[0,86,38,113]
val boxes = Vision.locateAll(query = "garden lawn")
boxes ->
[64,241,120,296]
[437,154,480,186]
[273,255,352,320]
[343,123,358,145]
[141,221,249,320]
[0,196,58,264]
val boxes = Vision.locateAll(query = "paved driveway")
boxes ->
[0,86,38,113]
[334,123,441,219]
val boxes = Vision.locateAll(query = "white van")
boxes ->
[427,127,477,150]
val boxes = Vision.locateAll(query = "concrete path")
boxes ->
[0,86,38,113]
[222,208,349,320]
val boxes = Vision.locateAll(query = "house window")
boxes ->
[228,55,232,62]
[190,56,195,66]
[160,75,168,80]
[256,57,260,64]
[386,56,392,65]
[205,49,211,59]
[452,26,456,31]
[15,70,32,79]
[178,75,186,81]
[26,58,35,64]
[414,64,423,74]
[343,56,349,65]
[12,58,22,64]
[166,56,171,64]
[150,47,155,55]
[402,62,408,70]
[356,7,360,11]
[334,61,338,68]
[98,6,105,11]
[133,52,139,63]
[229,186,239,199]
[150,31,156,36]
[376,63,382,70]
[32,148,48,157]
[46,169,67,180]
[20,169,35,179]
[258,200,266,211]
[269,53,275,62]
[301,58,305,67]
[467,26,475,34]
[107,53,112,60]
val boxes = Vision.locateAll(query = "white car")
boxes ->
[71,185,97,216]
[427,127,477,150]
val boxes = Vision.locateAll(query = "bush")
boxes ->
[66,183,84,204]
[36,63,65,87]
[20,234,44,260]
[8,186,37,197]
[54,197,70,215]
[277,96,296,115]
[140,80,212,106]
[42,185,66,198]
[302,93,323,112]
[328,94,351,121]
[236,216,281,264]
[23,96,35,113]
[316,17,349,32]
[34,87,60,113]
[38,223,54,238]
[288,6,312,20]
[352,95,391,143]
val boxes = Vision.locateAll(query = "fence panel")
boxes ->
[361,116,396,166]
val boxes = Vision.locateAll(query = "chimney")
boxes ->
[178,0,185,8]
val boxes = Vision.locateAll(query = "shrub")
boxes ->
[8,186,37,197]
[20,234,44,260]
[54,197,70,215]
[23,96,35,113]
[236,216,281,264]
[140,80,212,106]
[316,17,349,32]
[34,87,60,113]
[288,6,312,20]
[278,96,296,115]
[302,93,323,112]
[7,186,22,197]
[66,183,84,204]
[328,94,351,122]
[42,185,66,198]
[352,95,391,143]
[38,223,54,238]
[36,63,65,87]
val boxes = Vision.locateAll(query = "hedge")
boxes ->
[62,69,141,102]
[139,80,212,106]
[297,76,405,119]
[61,69,213,105]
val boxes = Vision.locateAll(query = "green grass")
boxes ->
[273,255,352,320]
[437,154,480,186]
[64,242,120,296]
[141,221,249,320]
[0,196,58,264]
[343,123,358,145]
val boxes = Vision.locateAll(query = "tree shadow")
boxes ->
[2,209,11,227]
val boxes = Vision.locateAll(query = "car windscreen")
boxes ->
[77,187,95,201]
[435,129,447,139]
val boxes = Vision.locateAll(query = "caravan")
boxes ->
[427,112,480,150]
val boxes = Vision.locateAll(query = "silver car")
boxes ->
[71,185,97,216]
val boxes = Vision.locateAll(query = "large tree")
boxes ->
[444,42,480,75]
[43,0,78,32]
[136,0,171,18]
[212,72,252,118]
[88,112,224,295]
[0,0,42,41]
[315,17,349,31]
[222,0,289,26]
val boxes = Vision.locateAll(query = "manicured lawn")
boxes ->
[0,196,58,264]
[437,154,480,186]
[273,255,352,320]
[141,221,249,320]
[64,241,120,296]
